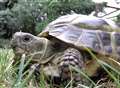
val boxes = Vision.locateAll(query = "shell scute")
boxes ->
[50,25,83,44]
[39,14,120,58]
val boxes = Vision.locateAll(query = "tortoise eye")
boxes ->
[23,35,31,42]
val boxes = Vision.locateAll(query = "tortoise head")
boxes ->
[11,32,54,63]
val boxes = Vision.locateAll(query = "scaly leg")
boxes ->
[58,48,88,87]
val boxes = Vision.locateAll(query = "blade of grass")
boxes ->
[65,79,73,88]
[98,60,120,76]
[13,54,26,88]
[70,66,96,86]
[85,47,120,87]
[98,60,120,87]
[21,67,36,87]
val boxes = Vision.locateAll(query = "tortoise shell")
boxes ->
[39,14,120,58]
[38,14,120,76]
[41,24,120,58]
[39,14,119,37]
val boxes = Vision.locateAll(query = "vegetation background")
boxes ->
[0,0,120,88]
[0,0,95,38]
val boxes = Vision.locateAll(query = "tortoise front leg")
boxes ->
[58,48,88,87]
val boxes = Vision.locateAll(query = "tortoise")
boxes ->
[11,14,120,87]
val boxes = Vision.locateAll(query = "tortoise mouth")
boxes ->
[12,45,28,55]
[14,47,26,54]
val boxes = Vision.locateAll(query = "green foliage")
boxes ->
[40,0,95,18]
[0,0,95,38]
[35,0,95,33]
[0,38,10,48]
[0,0,17,10]
[10,0,38,34]
[0,0,42,38]
[35,19,49,33]
[0,49,14,88]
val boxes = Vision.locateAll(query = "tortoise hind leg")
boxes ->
[58,48,89,87]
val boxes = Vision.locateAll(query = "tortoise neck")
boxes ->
[41,38,55,60]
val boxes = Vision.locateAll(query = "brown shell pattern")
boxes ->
[39,14,120,58]
[40,14,119,35]
[49,24,120,58]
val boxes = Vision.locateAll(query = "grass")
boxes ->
[0,48,53,88]
[0,39,11,48]
[0,48,120,88]
[0,49,14,88]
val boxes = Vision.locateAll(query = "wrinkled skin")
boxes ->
[11,32,88,87]
[11,32,120,88]
[11,32,55,63]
